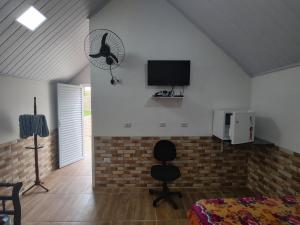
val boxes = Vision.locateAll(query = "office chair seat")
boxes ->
[151,165,181,182]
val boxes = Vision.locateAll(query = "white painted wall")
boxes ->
[0,76,57,144]
[90,0,251,137]
[69,65,91,85]
[251,67,300,153]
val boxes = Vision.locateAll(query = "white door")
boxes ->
[57,83,84,168]
[229,112,255,144]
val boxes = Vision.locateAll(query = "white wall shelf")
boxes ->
[151,96,184,99]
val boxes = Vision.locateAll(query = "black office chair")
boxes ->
[149,140,182,209]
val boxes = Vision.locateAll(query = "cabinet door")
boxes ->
[229,112,255,144]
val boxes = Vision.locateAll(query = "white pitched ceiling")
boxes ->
[2,0,300,79]
[0,0,107,81]
[168,0,300,76]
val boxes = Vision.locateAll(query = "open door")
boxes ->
[229,112,255,145]
[57,83,84,168]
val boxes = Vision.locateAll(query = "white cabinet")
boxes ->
[213,110,255,144]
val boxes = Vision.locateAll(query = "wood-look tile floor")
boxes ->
[21,149,251,225]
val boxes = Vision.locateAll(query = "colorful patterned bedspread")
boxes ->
[188,196,300,225]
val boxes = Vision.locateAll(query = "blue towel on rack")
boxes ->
[32,115,49,137]
[19,114,49,139]
[19,114,34,139]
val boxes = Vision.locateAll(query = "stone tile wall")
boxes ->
[0,130,58,191]
[247,144,300,196]
[1,130,296,196]
[94,136,250,189]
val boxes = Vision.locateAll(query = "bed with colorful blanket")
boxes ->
[188,196,300,225]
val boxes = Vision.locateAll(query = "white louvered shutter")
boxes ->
[57,83,84,168]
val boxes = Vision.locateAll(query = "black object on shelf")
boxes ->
[0,182,22,225]
[22,97,49,195]
[152,88,184,98]
[153,90,172,97]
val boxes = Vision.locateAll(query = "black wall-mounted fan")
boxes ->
[84,29,125,85]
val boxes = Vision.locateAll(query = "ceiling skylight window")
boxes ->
[16,6,46,31]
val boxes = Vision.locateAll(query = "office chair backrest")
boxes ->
[154,140,176,162]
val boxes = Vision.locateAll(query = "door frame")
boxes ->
[81,84,95,188]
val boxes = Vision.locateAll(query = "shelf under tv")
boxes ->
[151,95,184,99]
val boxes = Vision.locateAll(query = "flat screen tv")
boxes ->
[147,60,190,86]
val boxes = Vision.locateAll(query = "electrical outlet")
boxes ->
[124,122,132,128]
[159,122,166,127]
[181,122,189,127]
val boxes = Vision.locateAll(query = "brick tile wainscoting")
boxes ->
[94,137,250,189]
[248,144,300,196]
[0,130,58,191]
